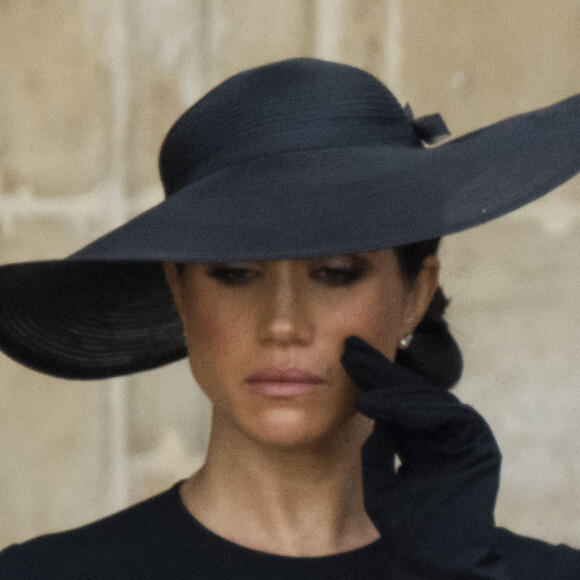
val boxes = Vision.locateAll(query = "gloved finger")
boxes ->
[344,336,501,469]
[342,335,468,429]
[342,335,416,391]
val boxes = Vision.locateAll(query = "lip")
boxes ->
[246,368,326,397]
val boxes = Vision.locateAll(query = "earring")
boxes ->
[399,333,413,349]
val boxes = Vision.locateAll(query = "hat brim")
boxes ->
[0,261,185,379]
[1,93,579,379]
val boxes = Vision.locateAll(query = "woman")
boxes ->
[0,58,579,578]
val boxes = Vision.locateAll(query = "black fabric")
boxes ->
[0,483,388,580]
[343,337,506,578]
[1,483,579,579]
[1,59,580,380]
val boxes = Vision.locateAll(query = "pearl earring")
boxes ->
[399,333,413,349]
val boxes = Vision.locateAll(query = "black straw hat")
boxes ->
[1,58,579,379]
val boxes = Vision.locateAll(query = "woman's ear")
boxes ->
[403,255,440,333]
[163,262,184,314]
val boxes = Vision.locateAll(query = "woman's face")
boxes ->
[165,250,438,448]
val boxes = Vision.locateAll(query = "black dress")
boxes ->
[1,482,578,579]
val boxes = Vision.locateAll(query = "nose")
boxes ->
[257,262,314,346]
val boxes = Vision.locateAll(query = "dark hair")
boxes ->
[393,239,463,390]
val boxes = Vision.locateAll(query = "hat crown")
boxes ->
[159,58,418,197]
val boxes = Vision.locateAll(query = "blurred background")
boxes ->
[1,0,580,549]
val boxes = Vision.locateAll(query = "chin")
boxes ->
[244,406,357,449]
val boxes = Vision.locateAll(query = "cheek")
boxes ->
[325,287,405,362]
[181,299,252,397]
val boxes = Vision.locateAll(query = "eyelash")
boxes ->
[207,264,366,288]
[311,266,364,287]
[207,267,259,286]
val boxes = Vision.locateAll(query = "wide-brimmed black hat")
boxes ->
[1,58,579,379]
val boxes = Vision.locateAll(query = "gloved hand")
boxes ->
[341,336,510,579]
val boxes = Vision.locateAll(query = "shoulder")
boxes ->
[497,527,580,579]
[0,483,190,579]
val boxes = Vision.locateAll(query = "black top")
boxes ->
[1,482,579,579]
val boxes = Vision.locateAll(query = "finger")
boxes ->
[342,335,426,391]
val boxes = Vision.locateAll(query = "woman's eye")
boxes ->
[312,267,363,287]
[207,266,259,286]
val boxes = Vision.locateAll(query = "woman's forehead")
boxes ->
[195,250,394,265]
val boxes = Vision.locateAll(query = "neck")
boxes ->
[180,412,380,556]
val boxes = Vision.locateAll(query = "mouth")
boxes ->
[245,368,326,397]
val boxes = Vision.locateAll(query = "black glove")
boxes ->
[341,336,510,579]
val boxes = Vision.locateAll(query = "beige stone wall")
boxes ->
[1,0,579,549]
